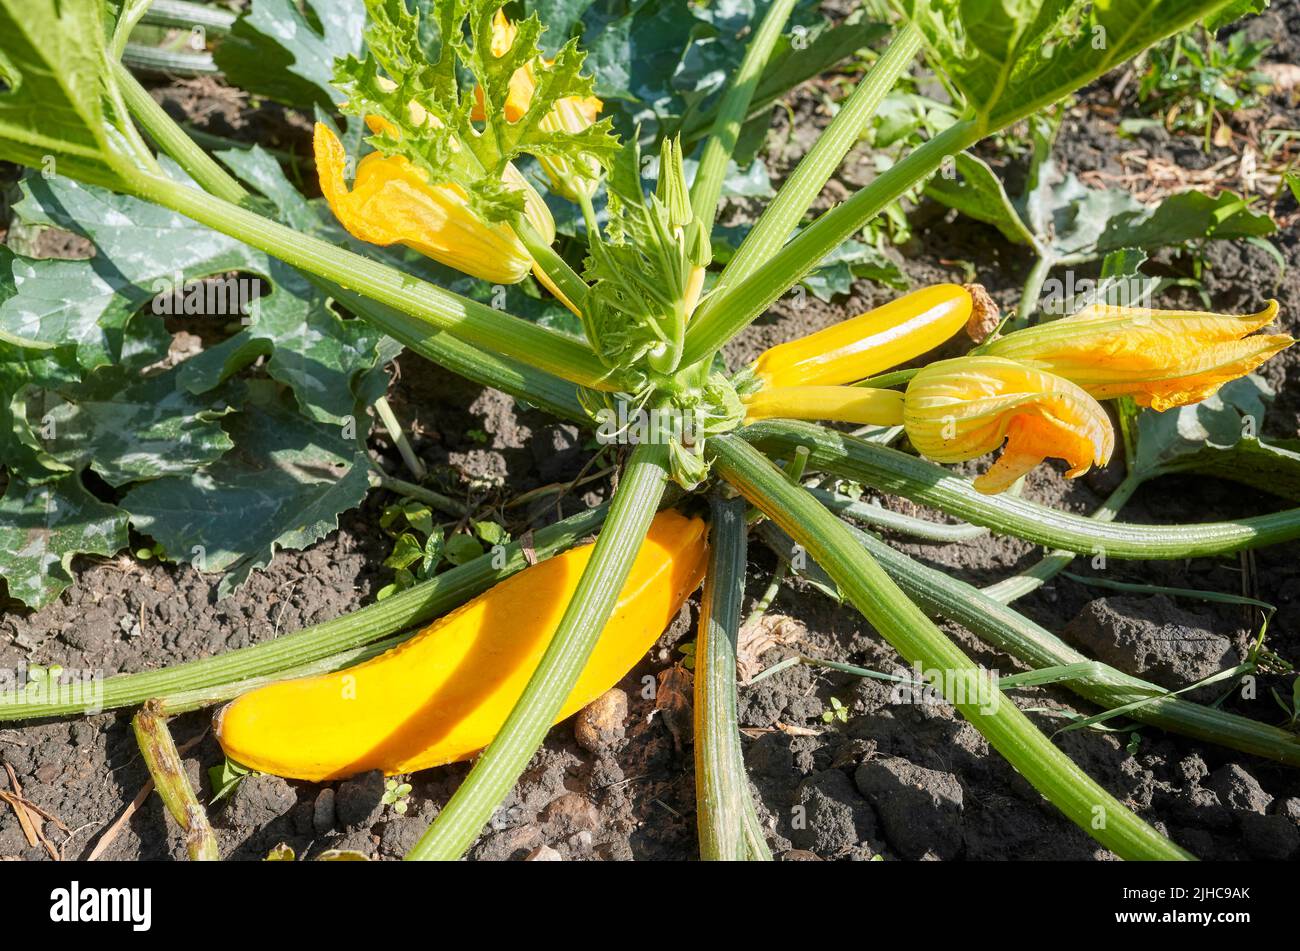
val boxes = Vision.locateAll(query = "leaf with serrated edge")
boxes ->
[893,0,1240,133]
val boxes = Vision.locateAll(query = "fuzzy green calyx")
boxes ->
[580,372,745,490]
[582,135,715,378]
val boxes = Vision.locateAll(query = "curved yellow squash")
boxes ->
[215,510,708,781]
[752,283,971,388]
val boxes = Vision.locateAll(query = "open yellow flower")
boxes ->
[314,122,557,287]
[904,356,1114,494]
[751,284,972,388]
[981,300,1293,411]
[744,385,905,426]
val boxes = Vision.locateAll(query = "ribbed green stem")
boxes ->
[690,0,798,237]
[678,18,890,147]
[369,470,466,517]
[684,120,978,367]
[717,25,920,291]
[409,444,670,860]
[114,59,248,202]
[154,634,408,715]
[739,420,1300,559]
[809,487,988,542]
[0,505,608,721]
[121,43,217,77]
[140,0,236,33]
[758,520,1300,767]
[712,435,1191,861]
[518,219,590,316]
[335,290,588,423]
[372,395,427,481]
[123,171,619,391]
[982,474,1141,603]
[132,706,219,861]
[696,497,769,861]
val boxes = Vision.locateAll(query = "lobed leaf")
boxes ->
[894,0,1241,133]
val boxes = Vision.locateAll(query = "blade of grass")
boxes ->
[696,496,770,861]
[712,435,1191,860]
[1058,572,1276,613]
[408,443,670,860]
[740,420,1300,559]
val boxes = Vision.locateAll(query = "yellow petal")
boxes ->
[744,386,905,425]
[490,7,517,57]
[752,284,971,388]
[983,300,1293,410]
[313,122,534,284]
[903,356,1114,494]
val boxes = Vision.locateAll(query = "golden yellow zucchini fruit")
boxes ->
[215,510,708,781]
[752,283,971,388]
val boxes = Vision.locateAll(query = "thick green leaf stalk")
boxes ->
[133,706,220,861]
[114,64,589,422]
[716,24,922,292]
[711,435,1192,861]
[740,420,1300,558]
[696,497,771,861]
[409,444,670,860]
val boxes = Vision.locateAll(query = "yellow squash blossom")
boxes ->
[904,356,1114,495]
[744,385,904,426]
[751,284,972,388]
[981,300,1293,411]
[314,121,559,288]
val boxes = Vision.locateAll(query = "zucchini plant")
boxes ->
[1,0,1298,863]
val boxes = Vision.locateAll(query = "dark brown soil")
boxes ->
[3,4,1300,862]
